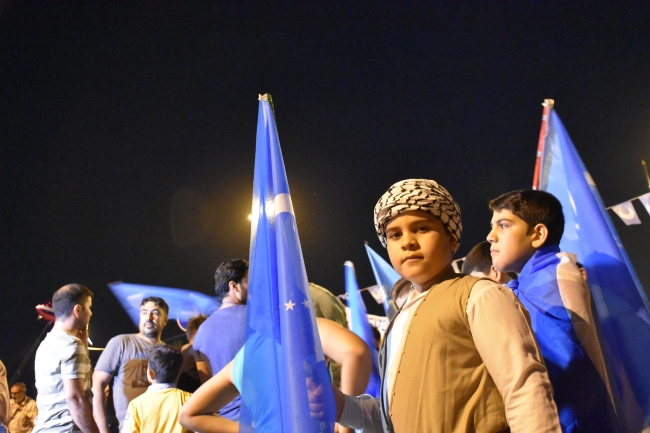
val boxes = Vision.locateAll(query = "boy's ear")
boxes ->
[147,367,155,383]
[228,280,239,293]
[449,235,459,254]
[72,304,82,318]
[530,223,549,248]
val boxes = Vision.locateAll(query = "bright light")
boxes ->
[247,214,252,221]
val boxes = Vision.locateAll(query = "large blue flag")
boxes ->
[344,261,381,397]
[538,107,650,432]
[364,243,400,319]
[108,282,220,328]
[239,95,336,433]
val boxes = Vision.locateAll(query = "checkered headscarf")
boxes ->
[374,179,462,247]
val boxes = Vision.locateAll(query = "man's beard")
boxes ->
[142,321,158,338]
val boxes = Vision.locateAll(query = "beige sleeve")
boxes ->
[467,280,561,433]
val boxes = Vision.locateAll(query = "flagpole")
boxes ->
[642,159,650,190]
[532,99,554,190]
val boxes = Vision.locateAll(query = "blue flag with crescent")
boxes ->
[239,95,336,433]
[344,261,381,397]
[364,244,400,319]
[539,108,650,432]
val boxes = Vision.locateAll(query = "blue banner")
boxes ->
[239,96,336,433]
[108,282,220,328]
[364,243,400,318]
[540,109,650,431]
[344,261,381,397]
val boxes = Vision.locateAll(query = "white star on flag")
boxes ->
[285,300,295,311]
[302,299,310,308]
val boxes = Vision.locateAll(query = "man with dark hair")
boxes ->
[177,315,207,393]
[122,346,191,433]
[9,381,38,433]
[461,241,515,285]
[488,189,618,433]
[32,284,98,433]
[192,259,248,421]
[92,297,169,433]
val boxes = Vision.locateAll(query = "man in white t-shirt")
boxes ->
[32,284,98,433]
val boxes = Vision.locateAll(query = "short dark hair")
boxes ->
[148,345,183,383]
[489,190,565,246]
[214,259,249,299]
[52,284,94,319]
[461,241,493,275]
[140,296,169,316]
[185,315,207,341]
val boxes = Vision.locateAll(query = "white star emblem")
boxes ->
[302,299,310,308]
[285,300,295,311]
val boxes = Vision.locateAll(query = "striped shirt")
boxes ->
[32,329,92,433]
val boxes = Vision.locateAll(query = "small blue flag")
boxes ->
[539,109,650,431]
[108,282,220,328]
[239,95,336,433]
[364,244,400,318]
[344,261,382,397]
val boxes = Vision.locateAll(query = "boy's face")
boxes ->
[385,210,458,292]
[487,209,538,273]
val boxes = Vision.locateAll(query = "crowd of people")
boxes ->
[0,178,619,433]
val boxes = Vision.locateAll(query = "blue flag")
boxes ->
[539,108,650,431]
[108,282,220,328]
[344,261,382,397]
[239,95,336,433]
[364,243,400,318]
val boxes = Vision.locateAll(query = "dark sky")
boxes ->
[2,1,650,393]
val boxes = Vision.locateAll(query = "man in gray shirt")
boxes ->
[32,284,98,433]
[92,297,168,433]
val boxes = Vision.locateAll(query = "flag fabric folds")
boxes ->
[364,243,401,319]
[610,201,641,225]
[538,108,650,432]
[239,95,336,433]
[108,282,220,327]
[344,261,381,397]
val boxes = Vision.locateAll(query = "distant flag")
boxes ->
[535,100,650,432]
[344,261,382,397]
[240,94,336,433]
[108,282,220,328]
[638,192,650,217]
[610,201,642,225]
[364,243,400,318]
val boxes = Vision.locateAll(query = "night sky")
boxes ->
[2,1,650,395]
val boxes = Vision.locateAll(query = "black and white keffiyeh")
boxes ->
[374,179,462,247]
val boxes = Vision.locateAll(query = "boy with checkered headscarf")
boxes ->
[334,179,561,433]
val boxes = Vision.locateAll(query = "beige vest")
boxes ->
[383,272,509,433]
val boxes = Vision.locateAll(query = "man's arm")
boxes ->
[27,399,38,426]
[468,280,561,433]
[63,377,99,433]
[332,387,384,433]
[178,361,239,433]
[91,370,114,433]
[317,318,373,433]
[196,361,212,384]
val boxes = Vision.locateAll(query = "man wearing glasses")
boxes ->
[9,383,38,433]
